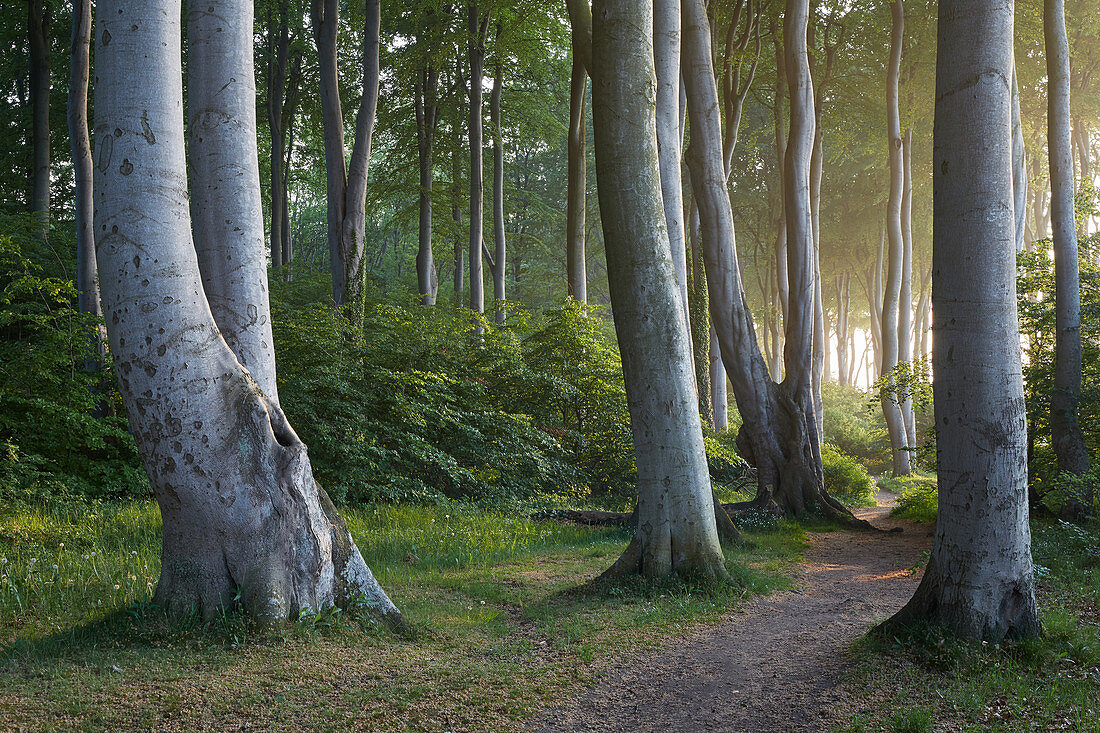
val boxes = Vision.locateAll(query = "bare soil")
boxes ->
[532,492,934,733]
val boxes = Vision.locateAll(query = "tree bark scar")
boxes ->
[140,110,156,144]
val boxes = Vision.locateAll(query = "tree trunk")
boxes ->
[312,0,379,324]
[416,60,441,305]
[281,53,303,272]
[834,275,849,387]
[567,49,587,304]
[880,0,1039,641]
[467,5,488,317]
[880,0,910,476]
[189,0,280,401]
[590,0,731,578]
[683,0,861,522]
[688,200,714,428]
[95,0,400,625]
[29,0,50,238]
[1045,0,1092,517]
[1012,61,1028,253]
[710,327,728,431]
[772,28,789,336]
[452,138,465,304]
[70,0,98,320]
[266,0,290,270]
[899,128,916,452]
[490,56,506,323]
[654,0,690,337]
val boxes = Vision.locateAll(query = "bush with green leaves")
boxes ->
[821,443,875,506]
[0,229,145,505]
[884,473,938,523]
[821,383,890,473]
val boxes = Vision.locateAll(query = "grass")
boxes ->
[838,516,1100,733]
[0,500,807,730]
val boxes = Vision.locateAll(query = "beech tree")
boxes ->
[28,0,50,238]
[1046,0,1092,516]
[94,0,399,623]
[880,0,1039,640]
[312,0,381,322]
[69,0,97,320]
[588,0,727,579]
[467,4,489,317]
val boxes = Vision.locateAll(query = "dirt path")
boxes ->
[533,493,934,733]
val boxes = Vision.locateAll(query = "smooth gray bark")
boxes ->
[189,0,280,401]
[880,0,911,476]
[415,60,441,305]
[70,0,98,319]
[899,128,916,452]
[312,0,379,322]
[880,0,1039,641]
[490,57,506,323]
[266,0,291,270]
[1012,61,1028,253]
[1045,0,1092,516]
[567,50,588,304]
[94,0,399,624]
[467,6,488,316]
[591,0,729,578]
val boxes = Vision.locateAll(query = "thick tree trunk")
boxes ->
[879,0,1039,641]
[880,0,911,476]
[591,0,731,578]
[415,63,440,305]
[312,0,379,324]
[467,6,488,317]
[29,0,50,238]
[1045,0,1092,517]
[70,0,98,320]
[490,58,506,323]
[95,0,400,624]
[189,0,280,401]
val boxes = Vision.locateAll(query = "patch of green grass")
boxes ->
[0,500,808,730]
[883,473,938,523]
[846,516,1100,732]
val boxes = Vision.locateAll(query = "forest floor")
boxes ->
[534,492,934,733]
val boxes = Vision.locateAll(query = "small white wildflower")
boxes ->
[28,558,36,565]
[113,584,120,590]
[130,551,137,556]
[58,543,64,549]
[89,551,96,557]
[82,554,89,560]
[130,575,136,581]
[1,557,7,564]
[52,564,58,570]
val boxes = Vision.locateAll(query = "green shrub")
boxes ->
[821,383,890,473]
[885,474,938,523]
[821,443,875,506]
[0,230,146,505]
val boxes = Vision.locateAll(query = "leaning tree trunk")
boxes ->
[95,0,400,624]
[70,0,99,321]
[880,0,911,476]
[490,57,506,323]
[29,0,50,238]
[590,0,730,579]
[467,5,488,317]
[682,0,862,522]
[1045,0,1092,517]
[312,0,379,325]
[189,0,280,401]
[878,0,1039,641]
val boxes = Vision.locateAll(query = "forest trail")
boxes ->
[533,492,934,733]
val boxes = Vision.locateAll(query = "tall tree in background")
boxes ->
[69,0,97,319]
[312,0,381,323]
[489,48,506,322]
[467,4,488,317]
[565,0,590,305]
[880,0,1039,641]
[590,0,728,579]
[414,15,443,305]
[95,0,400,622]
[266,0,302,272]
[28,0,50,238]
[1046,0,1092,517]
[880,0,912,476]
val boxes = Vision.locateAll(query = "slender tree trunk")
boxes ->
[95,0,400,624]
[29,0,50,238]
[834,275,849,387]
[772,30,789,334]
[688,200,714,428]
[490,57,506,323]
[590,0,731,578]
[415,59,441,305]
[710,327,728,431]
[1012,61,1028,253]
[189,0,281,401]
[567,50,588,304]
[654,0,690,335]
[879,0,1039,640]
[467,5,487,317]
[880,0,910,476]
[1046,0,1092,517]
[899,128,916,453]
[70,0,98,320]
[312,0,379,324]
[266,0,290,270]
[281,53,302,272]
